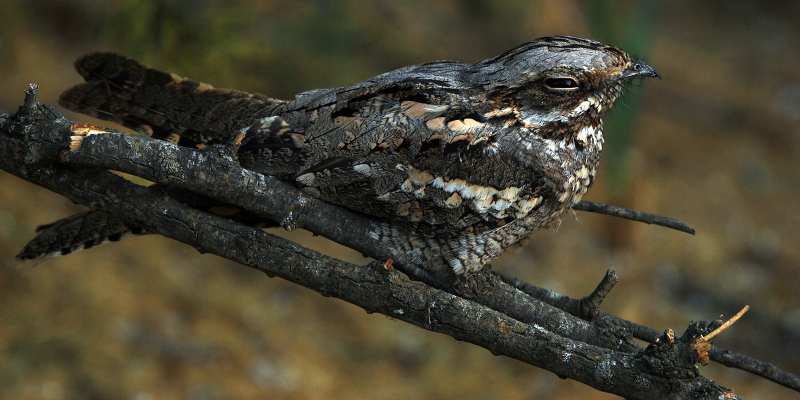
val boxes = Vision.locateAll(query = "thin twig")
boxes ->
[703,305,749,341]
[573,200,695,234]
[579,268,618,320]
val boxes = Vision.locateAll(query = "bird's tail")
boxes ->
[17,190,279,262]
[58,52,283,148]
[16,211,147,262]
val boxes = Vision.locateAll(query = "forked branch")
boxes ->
[4,85,796,398]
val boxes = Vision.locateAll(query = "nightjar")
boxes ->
[20,36,658,277]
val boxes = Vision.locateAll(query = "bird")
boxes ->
[19,36,659,278]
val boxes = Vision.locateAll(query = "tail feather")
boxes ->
[17,195,280,262]
[16,210,148,261]
[58,52,284,148]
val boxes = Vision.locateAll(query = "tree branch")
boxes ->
[499,274,800,391]
[5,85,793,398]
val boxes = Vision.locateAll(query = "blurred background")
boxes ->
[1,0,799,399]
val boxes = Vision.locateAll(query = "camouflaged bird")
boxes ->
[20,36,658,276]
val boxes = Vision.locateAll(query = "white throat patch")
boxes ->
[518,96,601,128]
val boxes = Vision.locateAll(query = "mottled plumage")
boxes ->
[21,36,658,276]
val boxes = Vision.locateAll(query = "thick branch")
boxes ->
[0,87,762,399]
[54,109,666,356]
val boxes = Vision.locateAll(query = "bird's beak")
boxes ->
[624,60,661,80]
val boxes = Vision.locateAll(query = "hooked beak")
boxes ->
[623,60,661,80]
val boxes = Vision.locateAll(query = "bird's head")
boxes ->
[471,36,659,173]
[475,36,659,137]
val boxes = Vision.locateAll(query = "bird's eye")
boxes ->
[544,77,580,91]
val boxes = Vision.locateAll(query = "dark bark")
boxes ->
[572,201,696,234]
[4,85,797,398]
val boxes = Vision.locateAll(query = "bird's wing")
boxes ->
[235,65,542,232]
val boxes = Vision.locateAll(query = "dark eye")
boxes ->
[544,77,580,90]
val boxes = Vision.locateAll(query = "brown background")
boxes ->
[1,0,799,399]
